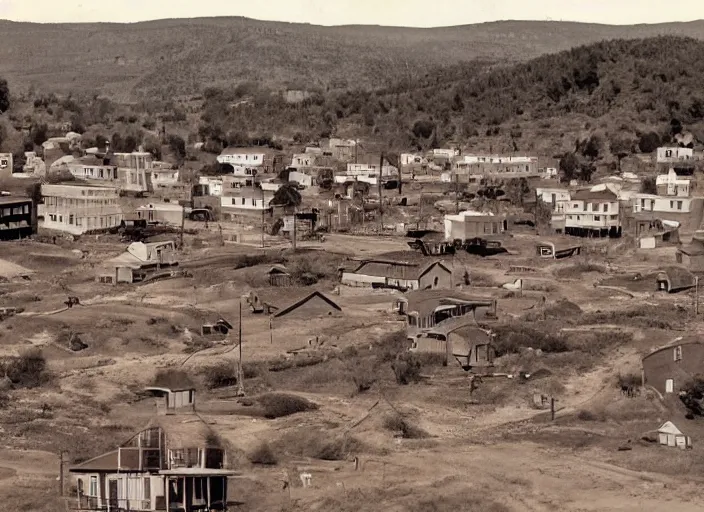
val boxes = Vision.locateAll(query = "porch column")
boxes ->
[207,477,211,509]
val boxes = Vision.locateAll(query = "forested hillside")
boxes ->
[0,18,704,99]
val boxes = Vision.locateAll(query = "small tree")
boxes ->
[0,78,9,113]
[638,132,661,153]
[559,152,579,182]
[610,135,635,172]
[271,184,302,210]
[641,176,657,194]
[168,134,187,162]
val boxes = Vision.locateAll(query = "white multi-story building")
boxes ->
[453,155,539,182]
[656,169,691,197]
[563,184,621,237]
[345,162,398,178]
[656,147,694,164]
[39,184,123,235]
[630,193,696,215]
[217,148,266,168]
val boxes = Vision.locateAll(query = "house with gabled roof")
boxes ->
[247,288,342,319]
[341,258,452,291]
[68,417,236,512]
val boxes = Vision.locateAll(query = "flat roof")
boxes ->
[159,469,238,476]
[0,196,31,205]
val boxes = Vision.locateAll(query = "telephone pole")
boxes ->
[378,152,384,232]
[236,299,245,397]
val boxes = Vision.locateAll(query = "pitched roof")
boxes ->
[658,421,684,435]
[404,289,495,318]
[351,260,451,281]
[678,238,704,256]
[572,188,619,201]
[252,288,341,317]
[69,450,120,472]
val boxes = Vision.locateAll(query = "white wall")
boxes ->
[217,153,265,166]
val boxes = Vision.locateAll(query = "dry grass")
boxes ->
[382,414,429,439]
[274,428,366,461]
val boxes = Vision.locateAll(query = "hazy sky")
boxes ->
[1,0,703,26]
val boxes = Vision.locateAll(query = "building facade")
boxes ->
[39,184,123,235]
[642,341,704,394]
[453,155,539,182]
[563,185,621,237]
[0,196,34,240]
[656,147,694,164]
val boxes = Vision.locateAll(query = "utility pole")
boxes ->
[236,299,245,397]
[59,451,67,497]
[695,276,700,316]
[261,186,265,249]
[378,152,384,232]
[179,206,185,250]
[455,172,460,214]
[292,210,297,252]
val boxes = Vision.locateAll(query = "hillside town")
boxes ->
[2,126,704,511]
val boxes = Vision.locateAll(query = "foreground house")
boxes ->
[0,196,34,241]
[341,259,452,291]
[69,422,235,512]
[97,240,179,284]
[39,184,123,235]
[642,340,704,394]
[409,319,495,369]
[395,289,497,331]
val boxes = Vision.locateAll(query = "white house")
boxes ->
[346,162,398,178]
[198,177,223,197]
[291,153,314,168]
[563,184,621,237]
[630,193,696,215]
[221,189,274,212]
[656,147,694,163]
[400,153,428,167]
[216,148,266,167]
[453,154,539,181]
[432,148,460,159]
[289,171,314,189]
[536,187,571,208]
[656,169,691,197]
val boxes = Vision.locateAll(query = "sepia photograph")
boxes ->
[0,1,704,510]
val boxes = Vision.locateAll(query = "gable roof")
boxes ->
[273,290,341,318]
[658,421,684,435]
[350,259,450,281]
[69,450,120,473]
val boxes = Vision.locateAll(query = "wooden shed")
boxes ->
[657,421,692,449]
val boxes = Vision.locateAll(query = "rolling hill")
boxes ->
[1,17,704,99]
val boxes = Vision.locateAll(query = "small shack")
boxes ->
[267,265,292,287]
[676,234,704,272]
[657,421,692,449]
[144,387,196,415]
[655,266,696,293]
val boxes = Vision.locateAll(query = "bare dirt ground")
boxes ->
[1,232,703,512]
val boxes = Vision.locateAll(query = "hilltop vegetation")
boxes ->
[2,34,704,172]
[195,36,704,158]
[1,18,704,100]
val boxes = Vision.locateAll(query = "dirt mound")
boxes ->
[544,299,582,318]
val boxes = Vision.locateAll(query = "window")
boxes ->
[610,215,618,220]
[568,215,573,220]
[592,203,598,212]
[49,214,57,222]
[241,198,246,205]
[76,217,82,227]
[573,203,579,209]
[577,216,581,220]
[232,198,237,205]
[677,201,683,210]
[594,215,601,221]
[674,346,682,362]
[641,199,646,209]
[251,198,256,206]
[603,204,608,212]
[670,201,674,209]
[69,215,74,225]
[58,215,63,223]
[89,476,98,496]
[143,478,151,500]
[583,203,588,211]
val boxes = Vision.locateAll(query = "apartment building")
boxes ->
[453,155,539,182]
[0,196,34,241]
[563,184,621,237]
[39,184,123,235]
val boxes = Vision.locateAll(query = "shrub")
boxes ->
[0,391,9,409]
[274,428,364,461]
[376,330,409,363]
[248,442,278,465]
[258,393,318,419]
[617,373,642,389]
[382,415,429,439]
[553,263,606,279]
[492,325,569,357]
[391,353,423,385]
[200,363,238,389]
[576,409,604,422]
[5,348,50,388]
[351,361,376,393]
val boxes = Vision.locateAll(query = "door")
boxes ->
[666,379,674,393]
[108,479,118,511]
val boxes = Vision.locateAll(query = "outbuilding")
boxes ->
[657,421,692,449]
[642,340,704,394]
[341,259,452,291]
